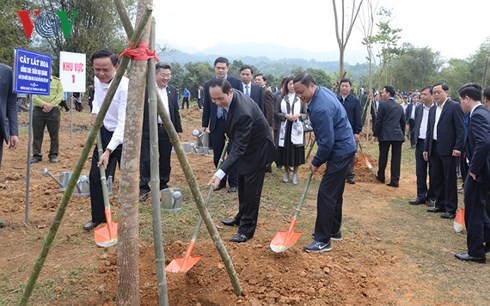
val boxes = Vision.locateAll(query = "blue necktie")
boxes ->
[245,85,250,96]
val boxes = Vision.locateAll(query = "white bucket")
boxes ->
[161,188,183,211]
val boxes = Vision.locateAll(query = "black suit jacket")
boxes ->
[405,103,415,122]
[220,90,276,175]
[338,93,362,134]
[0,63,18,145]
[202,75,241,131]
[374,98,405,141]
[424,99,465,156]
[242,83,264,114]
[262,87,275,127]
[412,103,426,139]
[466,105,490,184]
[142,84,182,139]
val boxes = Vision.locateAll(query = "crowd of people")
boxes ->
[1,53,489,261]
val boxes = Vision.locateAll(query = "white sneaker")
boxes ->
[292,173,299,185]
[283,172,289,182]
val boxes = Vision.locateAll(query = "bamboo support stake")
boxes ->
[147,18,169,306]
[18,8,152,306]
[155,94,243,296]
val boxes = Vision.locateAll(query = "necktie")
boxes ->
[223,109,228,120]
[245,85,250,96]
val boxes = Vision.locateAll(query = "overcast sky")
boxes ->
[153,0,489,62]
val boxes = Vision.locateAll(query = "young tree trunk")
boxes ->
[116,1,152,305]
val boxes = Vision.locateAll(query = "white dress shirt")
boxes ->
[433,99,447,141]
[418,104,431,139]
[156,84,170,124]
[92,75,129,151]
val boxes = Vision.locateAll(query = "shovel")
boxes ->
[165,140,229,273]
[270,171,313,253]
[358,142,373,169]
[270,140,316,253]
[94,132,118,248]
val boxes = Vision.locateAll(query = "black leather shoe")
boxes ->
[214,184,226,192]
[0,220,5,228]
[375,174,385,183]
[221,219,239,226]
[454,253,486,263]
[49,156,58,163]
[386,182,399,188]
[409,197,426,205]
[228,187,237,193]
[30,156,42,164]
[427,207,445,213]
[426,199,436,207]
[139,191,149,202]
[83,220,101,231]
[440,212,456,219]
[230,233,248,243]
[346,178,355,184]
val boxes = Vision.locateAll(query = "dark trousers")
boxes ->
[197,98,202,109]
[415,138,428,198]
[139,126,172,194]
[314,153,353,243]
[210,117,237,188]
[429,141,458,214]
[0,135,4,168]
[346,155,355,180]
[464,176,490,258]
[89,126,122,223]
[235,166,267,238]
[377,141,402,184]
[181,97,189,109]
[273,128,282,167]
[408,120,415,147]
[32,106,60,159]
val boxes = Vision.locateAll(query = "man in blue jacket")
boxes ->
[293,73,356,253]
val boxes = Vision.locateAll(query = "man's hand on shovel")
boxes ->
[208,175,221,190]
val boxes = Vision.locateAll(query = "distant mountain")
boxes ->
[157,42,368,79]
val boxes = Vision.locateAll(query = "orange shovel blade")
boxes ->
[95,222,118,248]
[363,154,373,169]
[165,255,201,273]
[270,230,302,253]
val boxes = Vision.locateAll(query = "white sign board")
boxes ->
[59,51,86,92]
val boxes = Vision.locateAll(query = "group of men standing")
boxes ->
[406,83,490,263]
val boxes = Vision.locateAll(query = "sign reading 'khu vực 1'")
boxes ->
[59,51,86,92]
[13,48,52,95]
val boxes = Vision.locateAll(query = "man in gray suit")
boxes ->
[0,63,19,228]
[373,85,406,187]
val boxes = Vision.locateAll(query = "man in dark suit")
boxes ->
[202,57,242,192]
[239,65,264,114]
[293,73,356,253]
[405,93,419,148]
[0,63,19,228]
[208,78,276,243]
[254,73,275,173]
[409,86,436,205]
[139,63,182,201]
[454,83,490,263]
[337,78,362,184]
[424,83,465,219]
[373,85,406,187]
